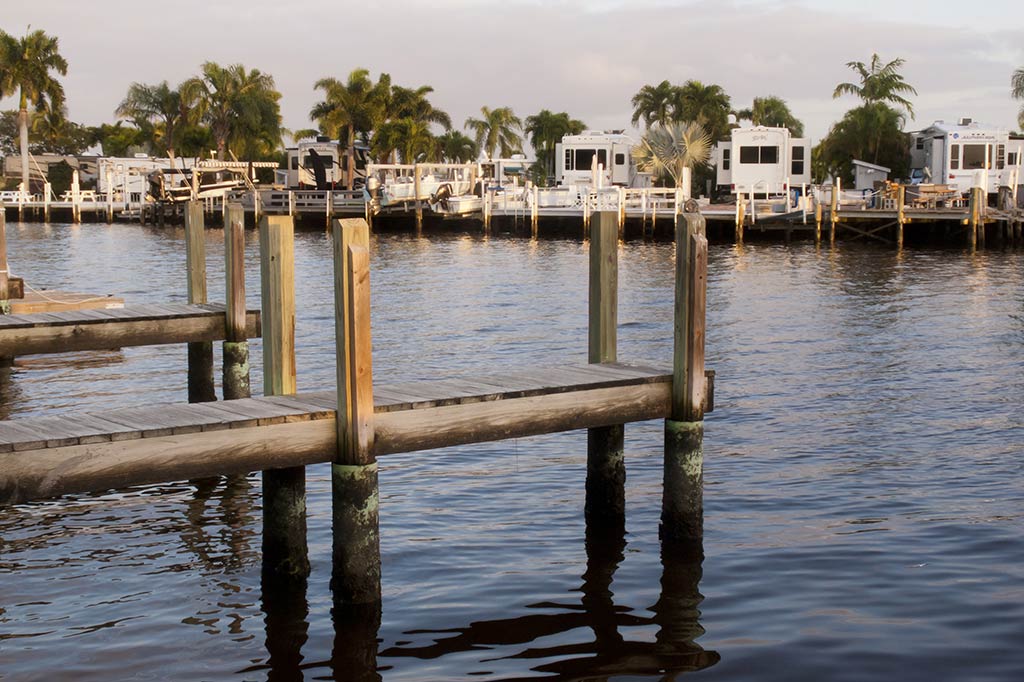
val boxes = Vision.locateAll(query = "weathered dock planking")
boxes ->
[0,302,261,356]
[0,362,716,505]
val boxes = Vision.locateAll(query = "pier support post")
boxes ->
[223,203,250,400]
[968,187,980,248]
[735,199,745,244]
[260,215,309,579]
[331,218,380,604]
[896,185,906,249]
[663,210,707,547]
[414,164,423,231]
[830,179,839,244]
[0,210,8,316]
[586,211,625,529]
[185,201,216,403]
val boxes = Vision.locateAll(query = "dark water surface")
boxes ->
[1,222,1022,681]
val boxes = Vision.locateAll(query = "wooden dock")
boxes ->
[0,362,715,504]
[0,302,260,356]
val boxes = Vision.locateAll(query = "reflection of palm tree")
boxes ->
[833,53,917,119]
[633,121,712,189]
[1012,68,1024,129]
[736,96,805,137]
[465,106,522,159]
[0,28,68,193]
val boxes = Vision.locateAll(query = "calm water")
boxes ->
[1,222,1023,681]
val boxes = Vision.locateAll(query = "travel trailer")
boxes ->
[278,137,368,190]
[715,126,811,195]
[554,131,647,188]
[909,119,1021,194]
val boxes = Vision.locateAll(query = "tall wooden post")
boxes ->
[414,164,423,231]
[896,185,906,249]
[735,199,745,244]
[223,203,250,401]
[974,187,986,247]
[0,210,9,316]
[830,179,839,244]
[663,210,708,547]
[260,215,308,579]
[185,201,216,403]
[331,217,380,604]
[814,194,822,244]
[968,187,980,248]
[586,211,624,530]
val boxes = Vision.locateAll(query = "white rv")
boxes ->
[279,137,368,189]
[715,126,811,195]
[555,131,644,187]
[909,119,1021,194]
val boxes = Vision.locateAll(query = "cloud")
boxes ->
[2,0,1021,147]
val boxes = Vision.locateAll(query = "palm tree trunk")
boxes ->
[18,105,30,194]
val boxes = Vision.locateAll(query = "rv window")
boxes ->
[564,148,574,171]
[575,149,595,171]
[950,144,959,170]
[915,137,924,150]
[739,146,759,164]
[760,146,779,164]
[791,160,804,176]
[996,145,1005,169]
[792,146,805,160]
[290,157,299,170]
[963,144,986,170]
[597,149,608,167]
[722,148,730,171]
[614,153,626,166]
[1009,152,1019,166]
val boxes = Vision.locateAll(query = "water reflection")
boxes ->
[180,475,257,573]
[377,529,719,680]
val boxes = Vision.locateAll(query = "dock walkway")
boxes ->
[0,303,261,356]
[0,362,712,505]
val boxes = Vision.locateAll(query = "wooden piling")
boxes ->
[896,185,906,249]
[414,164,423,231]
[663,210,707,546]
[259,215,308,579]
[830,179,839,244]
[735,199,745,244]
[586,211,624,529]
[815,192,823,244]
[331,217,380,604]
[223,203,250,401]
[968,187,980,248]
[185,201,216,403]
[0,210,8,316]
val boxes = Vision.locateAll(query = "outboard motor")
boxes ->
[431,182,454,211]
[147,170,165,201]
[307,149,329,190]
[365,176,382,213]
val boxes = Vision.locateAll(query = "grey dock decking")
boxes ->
[0,363,716,505]
[0,303,261,356]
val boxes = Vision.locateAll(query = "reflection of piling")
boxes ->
[662,211,707,547]
[223,203,251,400]
[260,573,310,679]
[582,523,627,649]
[586,211,625,530]
[259,215,309,579]
[331,218,381,605]
[652,539,719,669]
[331,601,383,682]
[185,201,216,403]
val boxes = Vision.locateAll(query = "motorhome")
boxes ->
[555,131,647,188]
[909,119,1021,194]
[278,137,368,189]
[715,126,811,195]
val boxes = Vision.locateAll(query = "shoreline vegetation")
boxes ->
[2,27,1023,195]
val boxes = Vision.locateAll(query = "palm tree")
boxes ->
[524,109,585,179]
[387,85,451,130]
[735,96,805,137]
[631,80,676,128]
[182,62,282,159]
[0,28,68,193]
[815,102,909,181]
[116,81,189,160]
[833,53,917,118]
[673,80,732,141]
[310,68,379,184]
[374,118,438,163]
[632,121,712,189]
[437,130,478,163]
[1012,67,1024,129]
[465,106,522,159]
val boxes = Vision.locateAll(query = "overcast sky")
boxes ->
[3,0,1022,147]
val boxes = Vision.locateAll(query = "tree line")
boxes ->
[3,26,1024,192]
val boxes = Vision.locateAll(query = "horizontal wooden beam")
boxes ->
[0,311,261,356]
[0,381,672,505]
